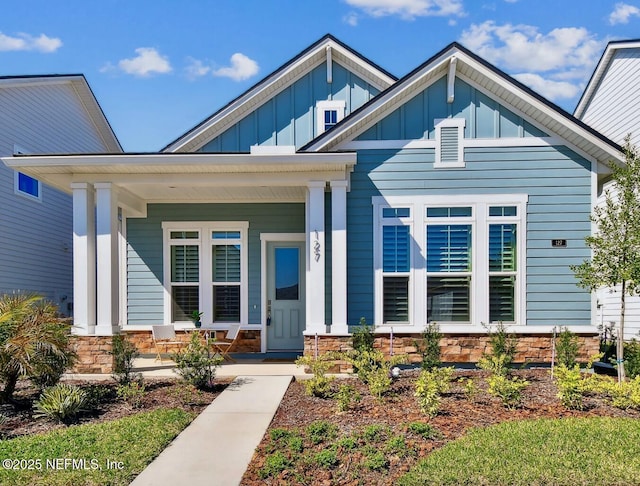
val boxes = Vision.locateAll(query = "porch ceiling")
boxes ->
[2,152,355,203]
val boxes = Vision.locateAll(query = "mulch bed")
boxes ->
[0,377,231,440]
[241,368,640,485]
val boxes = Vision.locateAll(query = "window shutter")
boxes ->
[489,224,517,272]
[426,225,471,272]
[213,245,241,282]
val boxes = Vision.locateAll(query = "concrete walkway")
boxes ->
[130,374,292,486]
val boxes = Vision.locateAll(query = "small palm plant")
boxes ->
[0,293,76,403]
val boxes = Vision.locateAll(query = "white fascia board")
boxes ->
[2,152,357,169]
[575,41,640,119]
[453,55,624,165]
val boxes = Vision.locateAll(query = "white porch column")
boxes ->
[71,183,96,335]
[330,180,348,333]
[95,183,120,335]
[305,181,326,333]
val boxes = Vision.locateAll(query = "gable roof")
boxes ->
[162,34,397,153]
[0,74,122,153]
[574,39,640,120]
[302,42,622,165]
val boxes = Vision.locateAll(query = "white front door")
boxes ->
[266,241,305,351]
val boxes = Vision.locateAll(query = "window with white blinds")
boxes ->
[488,209,518,323]
[426,223,472,322]
[169,231,201,322]
[163,222,248,326]
[212,231,242,322]
[374,195,526,328]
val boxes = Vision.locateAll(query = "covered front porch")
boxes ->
[3,149,356,364]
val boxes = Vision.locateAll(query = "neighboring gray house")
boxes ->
[575,39,640,340]
[0,75,121,314]
[3,36,622,361]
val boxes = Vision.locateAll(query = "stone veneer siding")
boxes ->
[70,336,115,374]
[303,333,600,372]
[70,329,263,373]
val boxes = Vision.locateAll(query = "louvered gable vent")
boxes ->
[435,118,465,168]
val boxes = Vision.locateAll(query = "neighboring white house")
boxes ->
[0,75,121,314]
[575,39,640,340]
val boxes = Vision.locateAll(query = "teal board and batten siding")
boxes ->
[199,62,379,152]
[358,77,547,141]
[126,203,304,325]
[347,145,593,327]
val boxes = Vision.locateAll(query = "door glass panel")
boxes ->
[275,247,299,300]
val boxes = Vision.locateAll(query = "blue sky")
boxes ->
[2,0,640,151]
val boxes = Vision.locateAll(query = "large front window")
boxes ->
[164,222,248,326]
[374,195,526,327]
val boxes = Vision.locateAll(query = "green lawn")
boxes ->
[0,408,194,486]
[399,417,640,486]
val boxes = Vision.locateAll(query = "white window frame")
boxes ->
[373,194,527,330]
[376,206,414,325]
[14,171,42,201]
[425,206,474,325]
[434,118,466,168]
[316,100,346,135]
[162,221,249,328]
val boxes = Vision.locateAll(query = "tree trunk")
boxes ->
[0,372,19,404]
[618,282,627,383]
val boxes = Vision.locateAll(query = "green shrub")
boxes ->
[258,451,292,479]
[477,354,511,377]
[314,448,339,469]
[597,376,640,410]
[295,354,335,398]
[460,377,478,401]
[343,347,406,398]
[116,381,146,409]
[111,334,141,385]
[306,420,337,445]
[385,435,413,457]
[487,374,528,409]
[337,435,358,450]
[483,321,517,366]
[287,435,304,453]
[173,332,222,389]
[33,383,88,422]
[335,383,361,412]
[414,367,454,417]
[364,450,389,471]
[0,294,76,402]
[555,327,579,368]
[362,424,389,443]
[416,322,442,370]
[624,340,640,379]
[554,364,586,410]
[407,421,440,440]
[352,317,375,353]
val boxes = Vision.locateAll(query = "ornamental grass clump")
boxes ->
[34,383,88,423]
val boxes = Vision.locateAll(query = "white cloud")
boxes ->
[458,21,605,101]
[609,2,640,25]
[343,12,360,26]
[0,32,62,52]
[513,73,580,100]
[213,53,259,81]
[117,47,172,77]
[185,57,211,79]
[344,0,464,20]
[459,21,602,73]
